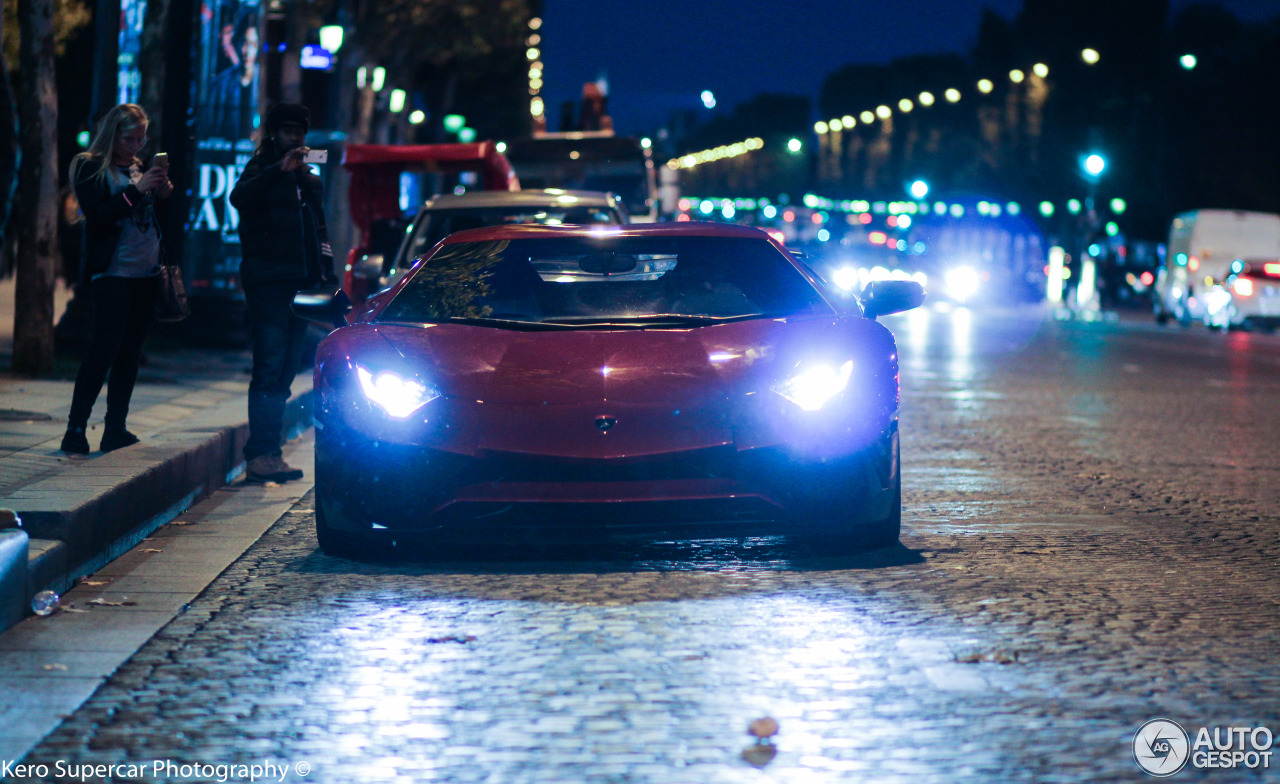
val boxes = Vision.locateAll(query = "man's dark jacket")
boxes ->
[230,145,332,289]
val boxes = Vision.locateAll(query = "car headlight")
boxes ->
[945,267,981,302]
[356,365,441,418]
[772,360,855,411]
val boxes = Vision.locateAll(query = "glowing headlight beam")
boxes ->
[772,360,855,411]
[356,366,440,418]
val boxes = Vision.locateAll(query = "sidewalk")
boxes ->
[0,276,313,633]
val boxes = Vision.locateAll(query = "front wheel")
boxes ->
[794,431,901,552]
[315,494,382,558]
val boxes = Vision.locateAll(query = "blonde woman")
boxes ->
[61,104,173,454]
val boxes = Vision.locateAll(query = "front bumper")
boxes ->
[314,421,897,536]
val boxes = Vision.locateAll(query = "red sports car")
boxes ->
[302,222,924,556]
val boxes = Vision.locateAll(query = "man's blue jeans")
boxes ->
[244,281,308,461]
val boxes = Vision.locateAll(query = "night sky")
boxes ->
[539,0,1280,136]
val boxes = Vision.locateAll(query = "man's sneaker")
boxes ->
[247,454,304,483]
[60,427,89,455]
[100,429,140,453]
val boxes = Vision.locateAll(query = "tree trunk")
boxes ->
[14,0,59,376]
[0,0,20,247]
[137,0,171,135]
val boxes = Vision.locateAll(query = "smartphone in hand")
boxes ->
[303,148,328,164]
[152,152,169,168]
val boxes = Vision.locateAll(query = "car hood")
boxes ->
[326,317,893,458]
[368,317,852,402]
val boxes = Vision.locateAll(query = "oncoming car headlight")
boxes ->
[945,267,981,302]
[356,365,441,418]
[772,360,855,411]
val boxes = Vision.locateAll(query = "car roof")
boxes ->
[422,188,620,210]
[440,221,777,244]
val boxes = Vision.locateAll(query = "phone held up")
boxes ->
[152,152,169,168]
[302,148,328,164]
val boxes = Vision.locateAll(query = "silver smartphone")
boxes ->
[152,152,169,168]
[303,148,328,164]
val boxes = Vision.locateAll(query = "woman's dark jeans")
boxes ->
[244,281,309,461]
[67,275,159,432]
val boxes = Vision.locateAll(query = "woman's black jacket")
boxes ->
[72,159,165,285]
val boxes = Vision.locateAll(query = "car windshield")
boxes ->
[403,204,623,263]
[378,236,834,327]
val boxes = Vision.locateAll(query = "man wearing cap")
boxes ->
[230,102,333,483]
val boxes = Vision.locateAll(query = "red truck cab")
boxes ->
[342,141,519,303]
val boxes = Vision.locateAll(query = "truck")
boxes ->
[1155,209,1280,328]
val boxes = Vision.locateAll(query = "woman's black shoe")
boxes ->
[60,428,90,455]
[100,429,140,453]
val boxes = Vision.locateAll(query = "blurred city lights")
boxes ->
[530,97,544,116]
[388,89,406,113]
[1033,63,1049,78]
[787,138,803,153]
[829,117,844,131]
[909,180,929,199]
[842,115,855,126]
[1083,153,1107,177]
[1180,54,1197,70]
[898,98,913,112]
[977,79,994,93]
[319,25,343,53]
[494,140,506,152]
[1110,198,1127,214]
[371,67,386,91]
[1082,48,1100,65]
[1067,199,1082,214]
[1009,69,1025,83]
[815,121,829,134]
[945,88,961,102]
[919,91,935,106]
[860,110,875,124]
[875,105,891,119]
[701,90,716,109]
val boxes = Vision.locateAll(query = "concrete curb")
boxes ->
[5,390,312,630]
[0,528,27,631]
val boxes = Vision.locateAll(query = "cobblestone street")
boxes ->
[8,309,1279,783]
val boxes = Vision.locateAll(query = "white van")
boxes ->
[1155,209,1280,328]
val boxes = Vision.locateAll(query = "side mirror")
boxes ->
[292,286,353,329]
[356,254,384,281]
[862,279,926,319]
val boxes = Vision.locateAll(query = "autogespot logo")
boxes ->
[1134,719,1190,777]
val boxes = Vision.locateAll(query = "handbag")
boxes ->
[155,263,190,322]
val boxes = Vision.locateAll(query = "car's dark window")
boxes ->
[402,205,624,264]
[378,236,833,326]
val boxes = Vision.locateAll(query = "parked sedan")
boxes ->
[351,188,628,296]
[302,222,924,557]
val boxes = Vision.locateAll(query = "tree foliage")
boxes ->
[2,0,89,71]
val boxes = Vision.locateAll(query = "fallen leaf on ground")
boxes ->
[141,548,163,553]
[742,744,777,768]
[42,663,68,671]
[88,598,138,607]
[748,717,779,739]
[956,649,1020,664]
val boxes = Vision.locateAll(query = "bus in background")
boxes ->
[503,132,660,222]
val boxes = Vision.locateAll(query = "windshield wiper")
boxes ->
[541,313,770,328]
[377,316,577,331]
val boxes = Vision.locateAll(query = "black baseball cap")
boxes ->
[265,102,310,132]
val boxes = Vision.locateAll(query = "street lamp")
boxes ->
[1082,153,1106,179]
[908,180,929,199]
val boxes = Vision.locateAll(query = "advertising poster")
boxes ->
[117,0,146,105]
[184,0,263,320]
